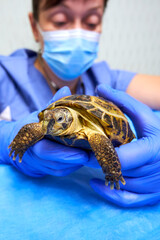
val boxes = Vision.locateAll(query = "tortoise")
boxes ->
[9,95,135,190]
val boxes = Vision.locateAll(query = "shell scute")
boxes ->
[121,120,127,140]
[103,113,113,127]
[90,108,104,119]
[73,102,94,110]
[62,95,91,102]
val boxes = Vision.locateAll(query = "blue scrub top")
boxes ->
[0,49,135,121]
[2,49,159,240]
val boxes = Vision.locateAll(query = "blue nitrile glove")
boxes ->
[0,87,89,177]
[90,84,160,207]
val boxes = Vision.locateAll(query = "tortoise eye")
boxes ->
[57,116,63,122]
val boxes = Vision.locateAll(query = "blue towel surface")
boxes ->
[0,164,160,240]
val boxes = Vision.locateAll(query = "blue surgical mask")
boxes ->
[38,26,100,81]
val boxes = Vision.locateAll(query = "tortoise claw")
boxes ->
[105,179,109,186]
[115,181,120,190]
[105,175,125,190]
[120,176,126,185]
[110,181,114,190]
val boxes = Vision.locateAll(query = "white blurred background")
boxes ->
[0,0,160,75]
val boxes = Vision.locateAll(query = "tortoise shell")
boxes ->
[39,95,134,148]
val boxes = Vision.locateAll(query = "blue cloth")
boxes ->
[1,165,160,240]
[2,49,159,239]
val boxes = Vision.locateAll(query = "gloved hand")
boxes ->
[0,87,89,177]
[90,84,160,207]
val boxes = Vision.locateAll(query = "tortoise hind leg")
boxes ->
[88,133,125,190]
[9,122,44,163]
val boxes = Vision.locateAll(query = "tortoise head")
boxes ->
[42,107,73,136]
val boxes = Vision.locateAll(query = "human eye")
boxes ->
[85,14,101,30]
[52,12,68,27]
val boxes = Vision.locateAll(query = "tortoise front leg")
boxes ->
[9,122,44,163]
[88,133,126,190]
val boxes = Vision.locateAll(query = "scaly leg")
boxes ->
[8,122,44,163]
[88,133,125,190]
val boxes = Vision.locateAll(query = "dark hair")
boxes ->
[33,0,109,20]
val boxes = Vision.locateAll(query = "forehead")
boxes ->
[40,0,104,10]
[61,0,103,4]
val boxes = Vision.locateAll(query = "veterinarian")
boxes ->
[1,0,160,209]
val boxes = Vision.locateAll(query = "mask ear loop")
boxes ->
[37,49,60,93]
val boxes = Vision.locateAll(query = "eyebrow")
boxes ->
[60,3,103,11]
